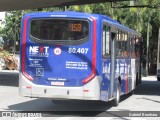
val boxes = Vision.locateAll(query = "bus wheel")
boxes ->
[157,77,160,81]
[113,81,121,106]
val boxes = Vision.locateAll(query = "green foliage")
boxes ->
[0,11,22,41]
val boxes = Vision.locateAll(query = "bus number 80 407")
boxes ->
[68,48,89,54]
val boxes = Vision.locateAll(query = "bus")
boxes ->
[19,11,141,106]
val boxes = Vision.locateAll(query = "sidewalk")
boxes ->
[0,69,19,73]
[142,76,157,81]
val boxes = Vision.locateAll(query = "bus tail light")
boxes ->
[22,71,33,81]
[26,86,32,89]
[83,90,89,92]
[82,74,95,84]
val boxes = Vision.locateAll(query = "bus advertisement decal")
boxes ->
[66,61,88,70]
[29,46,49,57]
[51,81,64,86]
[28,58,43,68]
[36,68,44,76]
[53,47,62,55]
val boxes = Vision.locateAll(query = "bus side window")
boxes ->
[116,30,122,57]
[121,33,125,56]
[130,38,133,57]
[128,37,131,57]
[135,37,140,57]
[131,36,136,57]
[122,33,128,57]
[102,25,110,58]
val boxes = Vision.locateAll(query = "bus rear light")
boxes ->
[83,90,89,92]
[26,86,32,89]
[22,71,33,81]
[82,74,95,84]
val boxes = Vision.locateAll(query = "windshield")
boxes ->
[30,19,89,41]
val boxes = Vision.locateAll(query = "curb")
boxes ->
[0,70,19,73]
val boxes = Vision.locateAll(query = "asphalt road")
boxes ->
[0,71,160,118]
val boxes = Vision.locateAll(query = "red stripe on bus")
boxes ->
[92,17,97,75]
[22,16,29,71]
[82,17,96,84]
[126,64,128,93]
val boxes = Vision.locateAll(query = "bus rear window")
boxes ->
[30,19,89,41]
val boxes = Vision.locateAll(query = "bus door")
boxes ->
[101,23,116,101]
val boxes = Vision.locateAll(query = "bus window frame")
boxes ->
[29,18,90,46]
[116,30,131,58]
[128,36,132,58]
[135,36,140,58]
[116,30,122,57]
[122,32,129,58]
[130,37,133,58]
[102,22,111,59]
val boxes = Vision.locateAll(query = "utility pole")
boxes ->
[146,14,150,76]
[157,28,160,72]
[14,25,16,55]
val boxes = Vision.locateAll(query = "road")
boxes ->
[0,71,160,118]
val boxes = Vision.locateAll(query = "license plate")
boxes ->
[51,82,64,86]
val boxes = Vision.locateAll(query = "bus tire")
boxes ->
[113,81,121,106]
[157,77,160,81]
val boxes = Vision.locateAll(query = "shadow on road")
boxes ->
[6,93,134,117]
[6,98,116,116]
[0,71,19,87]
[135,80,160,96]
[133,79,160,105]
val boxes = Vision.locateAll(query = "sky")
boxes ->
[0,12,5,28]
[0,12,5,20]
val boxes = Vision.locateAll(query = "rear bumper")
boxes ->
[19,73,101,100]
